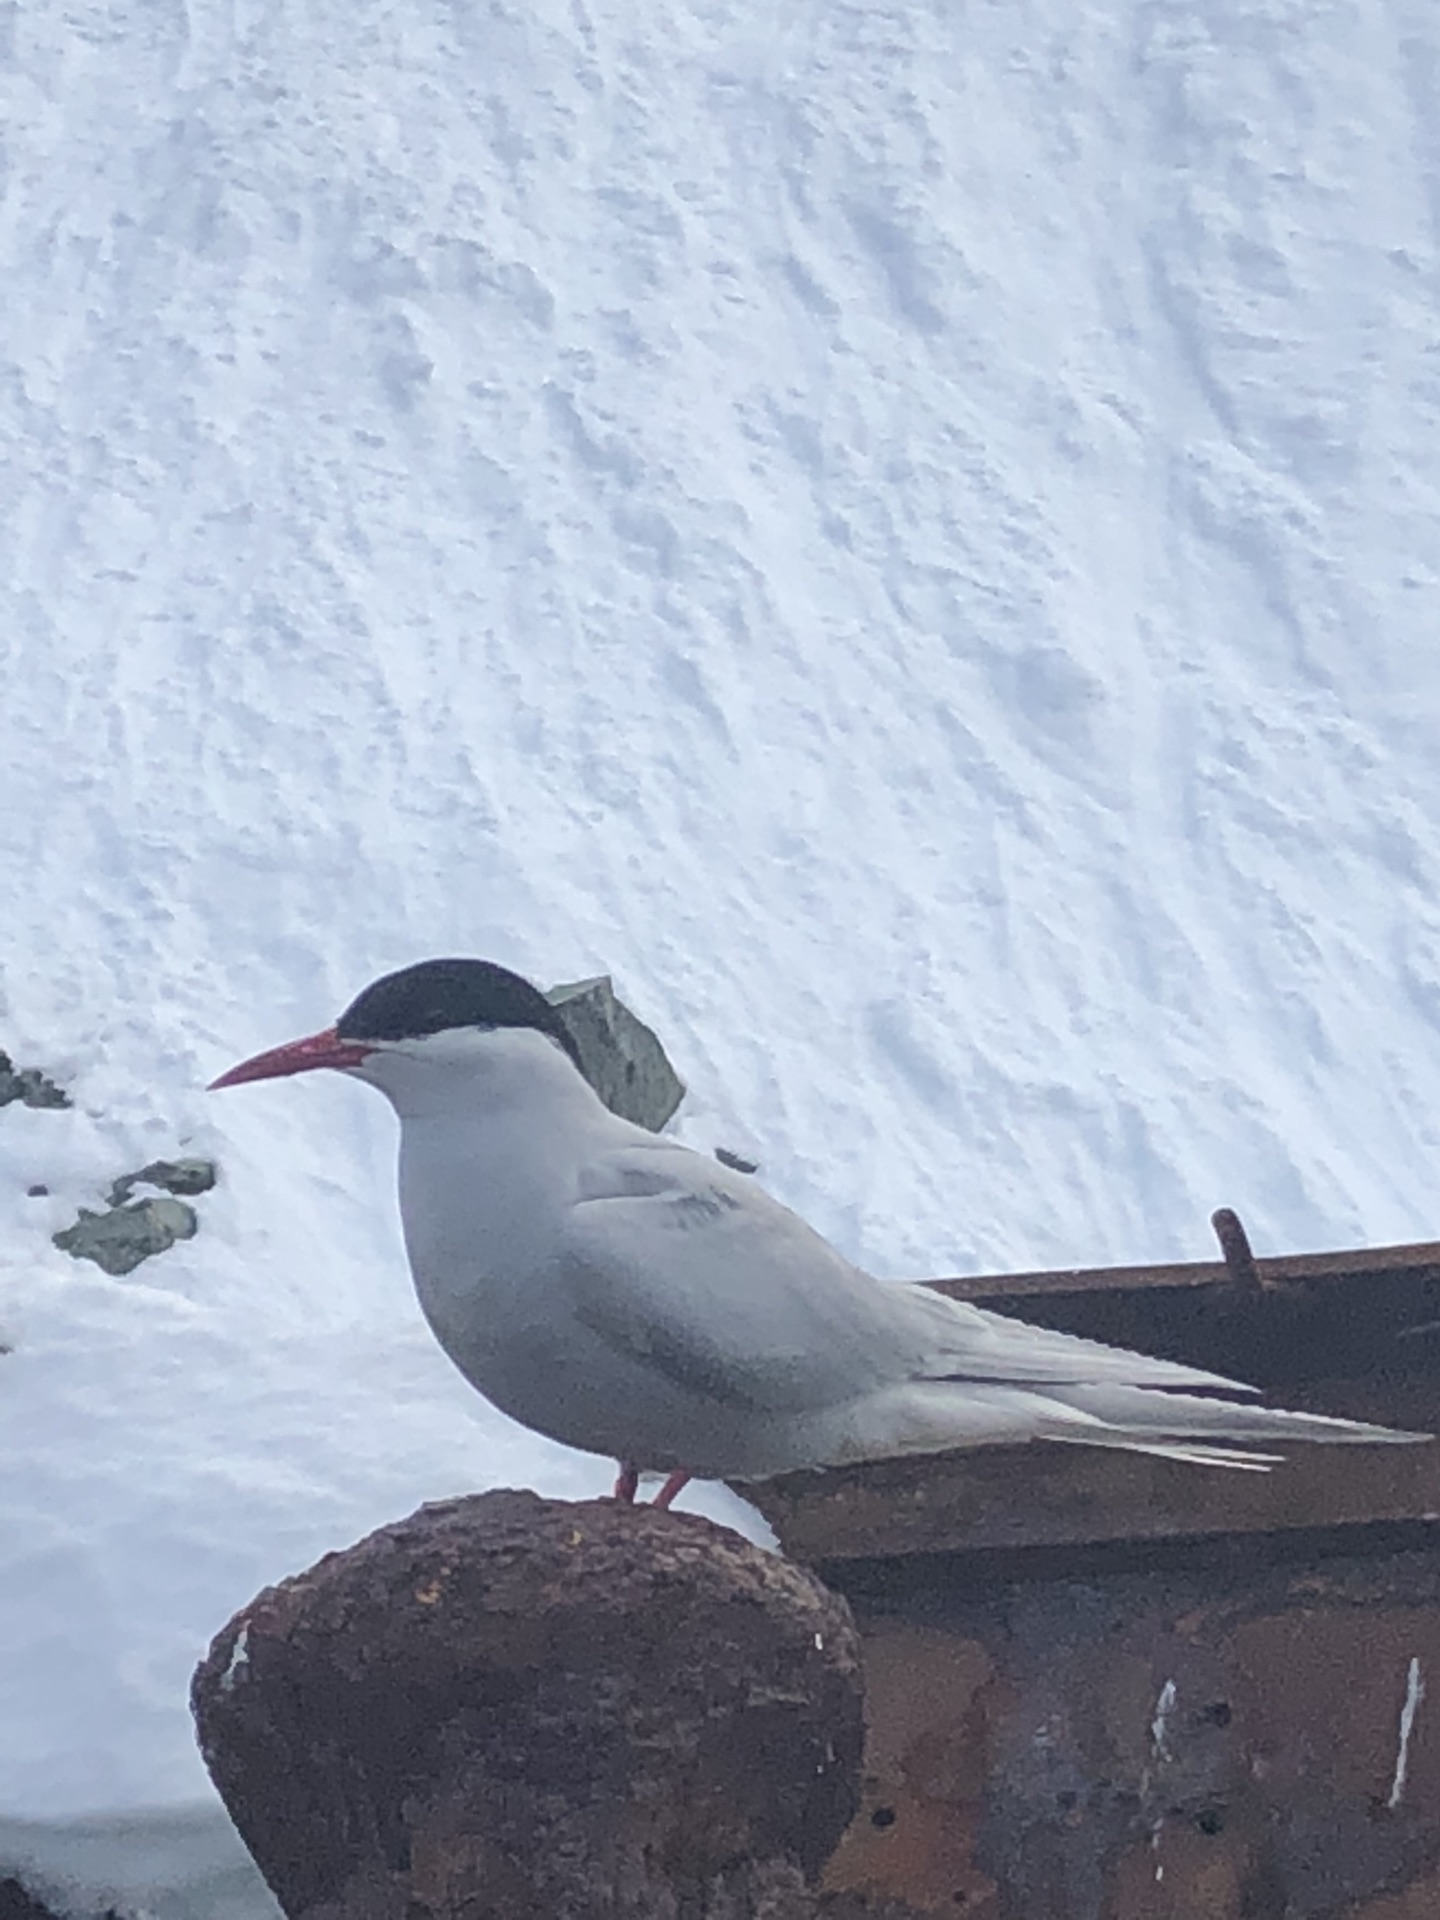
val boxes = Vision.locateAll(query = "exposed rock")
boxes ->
[0,1878,119,1920]
[107,1157,218,1208]
[714,1145,759,1174]
[53,1198,198,1276]
[0,1879,62,1920]
[192,1490,864,1920]
[0,1053,70,1110]
[545,975,684,1130]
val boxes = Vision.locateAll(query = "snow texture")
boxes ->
[2,0,1439,1903]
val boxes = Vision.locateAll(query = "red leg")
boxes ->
[612,1462,640,1503]
[652,1470,692,1510]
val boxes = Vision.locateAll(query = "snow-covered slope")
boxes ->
[2,0,1439,1882]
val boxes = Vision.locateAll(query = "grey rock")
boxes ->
[108,1157,218,1208]
[715,1145,760,1174]
[545,975,684,1131]
[53,1198,199,1277]
[0,1875,70,1919]
[0,1051,70,1110]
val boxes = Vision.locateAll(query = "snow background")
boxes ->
[2,0,1439,1907]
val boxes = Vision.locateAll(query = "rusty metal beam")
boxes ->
[748,1408,1440,1568]
[746,1237,1440,1570]
[930,1237,1440,1305]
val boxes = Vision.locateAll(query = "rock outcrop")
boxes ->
[52,1197,199,1277]
[52,1159,217,1277]
[0,1052,69,1110]
[545,976,685,1131]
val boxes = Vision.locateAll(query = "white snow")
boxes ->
[3,0,1439,1906]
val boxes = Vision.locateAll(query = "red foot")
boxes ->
[612,1462,640,1503]
[652,1470,692,1510]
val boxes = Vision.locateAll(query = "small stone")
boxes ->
[26,1184,48,1198]
[108,1156,218,1207]
[53,1196,199,1276]
[715,1145,760,1174]
[545,975,685,1131]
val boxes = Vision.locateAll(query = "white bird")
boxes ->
[211,958,1426,1508]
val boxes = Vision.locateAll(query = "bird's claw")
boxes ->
[611,1464,690,1508]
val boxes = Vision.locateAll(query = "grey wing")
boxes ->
[559,1146,923,1414]
[561,1143,1250,1415]
[893,1282,1253,1394]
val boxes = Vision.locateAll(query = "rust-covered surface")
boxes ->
[822,1554,1440,1918]
[753,1236,1440,1919]
[749,1409,1440,1567]
[192,1492,864,1920]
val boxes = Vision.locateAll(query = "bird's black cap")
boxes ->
[337,959,583,1070]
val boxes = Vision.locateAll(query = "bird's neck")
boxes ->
[372,1027,602,1125]
[388,1034,619,1296]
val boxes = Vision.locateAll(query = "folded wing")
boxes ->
[562,1144,1250,1416]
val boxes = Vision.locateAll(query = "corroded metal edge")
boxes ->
[747,1238,1440,1568]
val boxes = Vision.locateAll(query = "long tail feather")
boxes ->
[1044,1432,1284,1471]
[833,1371,1430,1475]
[1043,1382,1430,1450]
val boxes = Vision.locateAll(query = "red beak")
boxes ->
[209,1026,374,1090]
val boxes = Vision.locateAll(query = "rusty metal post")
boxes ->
[1211,1207,1263,1292]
